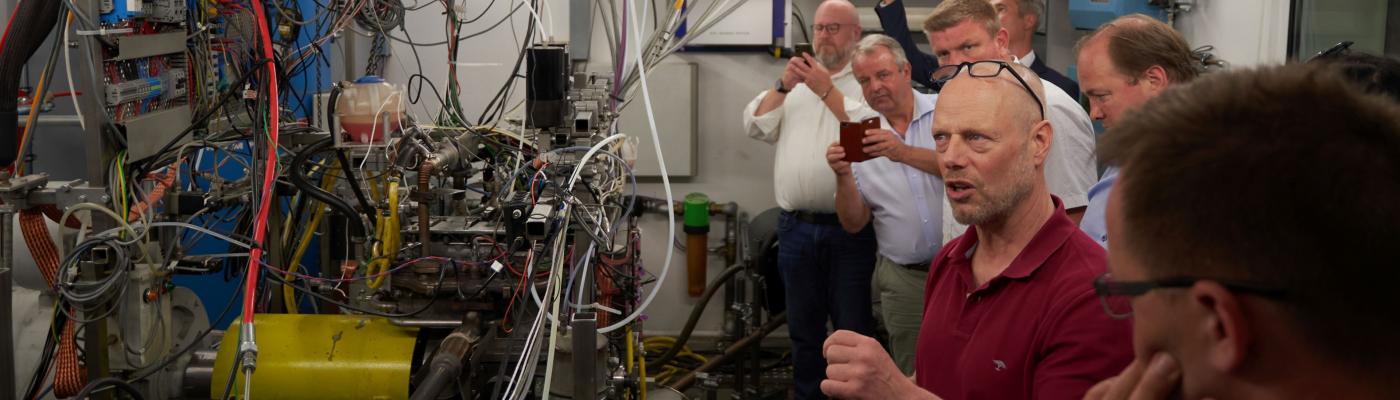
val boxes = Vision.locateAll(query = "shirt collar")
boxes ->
[833,63,854,79]
[912,89,936,120]
[877,89,935,134]
[1018,51,1037,68]
[948,196,1076,281]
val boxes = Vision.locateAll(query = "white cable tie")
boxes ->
[571,302,623,315]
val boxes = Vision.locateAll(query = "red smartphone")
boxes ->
[841,117,880,163]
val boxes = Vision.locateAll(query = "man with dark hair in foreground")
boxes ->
[1086,64,1400,399]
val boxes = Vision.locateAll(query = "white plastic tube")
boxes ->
[596,0,673,334]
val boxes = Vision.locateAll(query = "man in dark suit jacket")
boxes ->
[873,0,940,89]
[990,0,1080,99]
[874,0,1080,100]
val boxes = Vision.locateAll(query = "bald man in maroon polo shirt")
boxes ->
[819,61,1132,400]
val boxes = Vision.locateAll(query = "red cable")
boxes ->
[242,0,280,327]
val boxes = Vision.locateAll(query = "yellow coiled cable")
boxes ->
[366,181,400,289]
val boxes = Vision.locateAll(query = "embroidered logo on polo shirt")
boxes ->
[993,359,1007,371]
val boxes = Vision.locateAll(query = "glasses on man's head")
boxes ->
[811,23,854,34]
[931,61,1045,120]
[1092,273,1288,319]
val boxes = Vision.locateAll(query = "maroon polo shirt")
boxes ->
[914,197,1132,399]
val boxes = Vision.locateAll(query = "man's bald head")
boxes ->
[812,0,862,69]
[815,0,860,23]
[940,62,1046,132]
[932,61,1053,226]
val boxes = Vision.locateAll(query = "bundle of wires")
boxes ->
[55,237,132,323]
[643,336,709,384]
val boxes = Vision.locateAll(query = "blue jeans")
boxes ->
[777,211,877,399]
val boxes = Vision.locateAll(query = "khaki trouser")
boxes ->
[873,254,928,374]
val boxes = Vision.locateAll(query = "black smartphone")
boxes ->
[794,43,814,60]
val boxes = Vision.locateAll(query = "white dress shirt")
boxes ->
[848,90,944,264]
[1040,76,1097,209]
[743,64,867,212]
[1019,50,1037,68]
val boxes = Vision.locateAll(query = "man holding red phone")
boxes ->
[824,34,945,375]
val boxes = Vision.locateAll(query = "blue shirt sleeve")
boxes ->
[1078,167,1118,247]
[874,0,939,88]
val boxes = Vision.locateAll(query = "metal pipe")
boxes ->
[669,312,787,391]
[387,319,462,328]
[17,114,84,126]
[721,202,738,266]
[571,313,599,400]
[181,348,220,398]
[1,207,15,398]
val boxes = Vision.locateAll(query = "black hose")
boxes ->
[409,328,475,400]
[410,357,463,400]
[335,148,379,227]
[72,377,147,400]
[282,187,310,262]
[218,353,241,400]
[0,0,64,167]
[290,138,368,239]
[326,83,341,134]
[649,264,747,368]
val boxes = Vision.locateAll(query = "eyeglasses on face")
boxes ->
[812,23,855,34]
[930,61,1045,120]
[1092,272,1288,319]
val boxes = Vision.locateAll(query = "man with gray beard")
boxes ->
[742,1,877,398]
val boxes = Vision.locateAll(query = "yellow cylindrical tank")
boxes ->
[211,314,419,399]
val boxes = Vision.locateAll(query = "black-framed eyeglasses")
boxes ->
[931,61,1045,120]
[811,23,855,34]
[1307,40,1354,62]
[1092,273,1288,319]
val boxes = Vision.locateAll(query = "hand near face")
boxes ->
[782,56,807,91]
[863,128,908,163]
[795,54,836,95]
[821,330,915,399]
[1083,353,1182,400]
[827,141,852,177]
